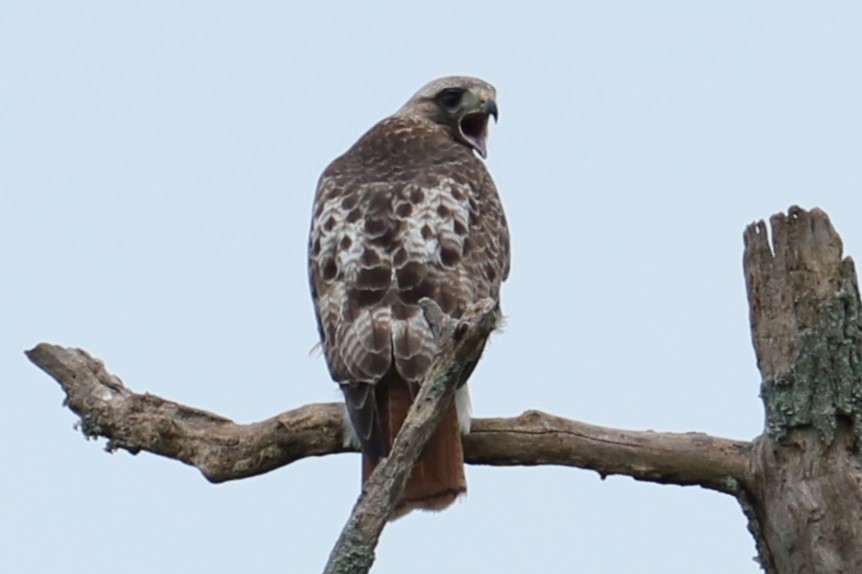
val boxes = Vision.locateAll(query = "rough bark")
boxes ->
[25,344,751,493]
[743,206,862,573]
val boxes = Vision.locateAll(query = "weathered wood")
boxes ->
[25,343,750,491]
[31,204,862,573]
[743,206,862,573]
[25,343,351,481]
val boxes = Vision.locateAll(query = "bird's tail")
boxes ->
[361,373,466,520]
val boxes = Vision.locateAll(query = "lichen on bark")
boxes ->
[761,259,862,445]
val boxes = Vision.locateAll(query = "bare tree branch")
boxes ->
[25,343,751,493]
[322,298,500,573]
[467,412,750,494]
[25,315,751,574]
[25,342,350,481]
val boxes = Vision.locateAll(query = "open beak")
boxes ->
[460,96,498,159]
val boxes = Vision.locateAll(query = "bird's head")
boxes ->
[398,76,498,159]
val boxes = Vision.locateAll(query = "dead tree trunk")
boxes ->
[24,205,862,573]
[742,206,862,573]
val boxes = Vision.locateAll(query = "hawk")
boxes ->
[308,76,510,518]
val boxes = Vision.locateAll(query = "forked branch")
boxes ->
[24,298,752,574]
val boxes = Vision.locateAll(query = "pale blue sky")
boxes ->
[3,2,862,573]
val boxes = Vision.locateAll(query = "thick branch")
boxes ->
[26,343,750,493]
[743,206,862,574]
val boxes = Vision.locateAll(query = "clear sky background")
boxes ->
[3,2,862,573]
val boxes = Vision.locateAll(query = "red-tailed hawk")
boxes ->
[308,76,510,518]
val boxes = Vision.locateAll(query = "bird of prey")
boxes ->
[308,76,510,518]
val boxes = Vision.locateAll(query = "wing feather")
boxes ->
[308,116,509,453]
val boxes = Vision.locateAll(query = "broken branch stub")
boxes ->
[744,206,862,443]
[743,205,862,574]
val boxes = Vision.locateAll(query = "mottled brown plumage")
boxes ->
[308,76,509,517]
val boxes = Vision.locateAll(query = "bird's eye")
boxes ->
[436,89,463,110]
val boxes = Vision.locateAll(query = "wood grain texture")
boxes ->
[743,206,862,574]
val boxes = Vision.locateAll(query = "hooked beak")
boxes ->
[459,94,498,159]
[482,98,499,123]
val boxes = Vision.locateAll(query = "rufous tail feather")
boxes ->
[361,373,466,520]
